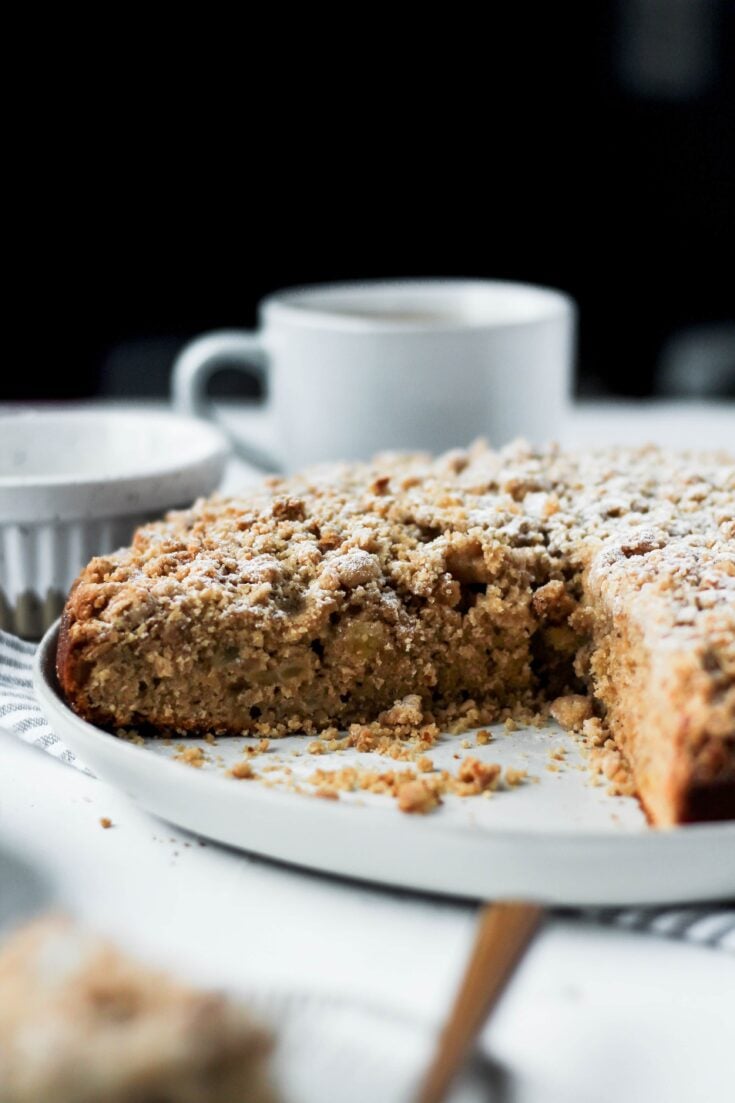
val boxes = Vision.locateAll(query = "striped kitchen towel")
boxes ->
[0,629,91,774]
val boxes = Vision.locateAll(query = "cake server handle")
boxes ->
[415,900,544,1103]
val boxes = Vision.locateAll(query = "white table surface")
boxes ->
[1,398,734,1103]
[209,396,735,464]
[2,731,733,1103]
[4,396,733,457]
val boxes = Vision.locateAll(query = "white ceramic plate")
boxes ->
[35,624,735,906]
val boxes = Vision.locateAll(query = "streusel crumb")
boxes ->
[397,779,440,814]
[229,761,255,779]
[174,745,206,768]
[549,695,594,733]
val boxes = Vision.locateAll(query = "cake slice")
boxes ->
[0,916,276,1103]
[57,441,735,826]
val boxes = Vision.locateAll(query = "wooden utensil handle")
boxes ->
[416,901,544,1103]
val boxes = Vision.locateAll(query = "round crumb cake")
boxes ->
[57,440,735,827]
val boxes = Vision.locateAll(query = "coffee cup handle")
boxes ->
[172,330,281,471]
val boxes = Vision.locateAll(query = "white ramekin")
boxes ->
[0,408,228,638]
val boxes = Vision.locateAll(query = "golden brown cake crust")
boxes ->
[55,604,76,706]
[57,440,735,825]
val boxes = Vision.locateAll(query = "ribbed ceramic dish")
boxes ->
[0,408,228,637]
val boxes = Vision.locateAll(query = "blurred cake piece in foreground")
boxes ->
[0,916,276,1103]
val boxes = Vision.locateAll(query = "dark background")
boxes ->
[11,0,734,405]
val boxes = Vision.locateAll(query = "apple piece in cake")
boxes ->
[57,441,735,827]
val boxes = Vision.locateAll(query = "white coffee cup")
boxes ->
[172,279,575,471]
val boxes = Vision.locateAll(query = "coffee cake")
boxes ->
[0,916,276,1103]
[57,441,735,826]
